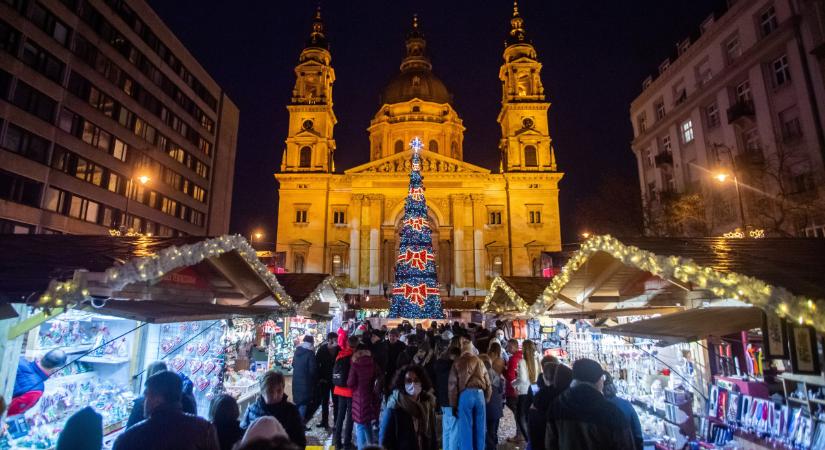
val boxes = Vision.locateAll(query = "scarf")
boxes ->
[388,390,434,442]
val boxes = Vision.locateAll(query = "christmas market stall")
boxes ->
[0,235,293,449]
[537,235,825,450]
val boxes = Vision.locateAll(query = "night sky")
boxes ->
[147,0,723,243]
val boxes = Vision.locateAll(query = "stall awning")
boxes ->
[600,306,763,344]
[544,306,684,320]
[93,300,278,323]
[483,277,558,316]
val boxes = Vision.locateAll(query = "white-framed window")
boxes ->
[735,80,752,103]
[706,103,720,128]
[759,5,778,37]
[772,54,791,86]
[332,209,346,225]
[743,128,760,151]
[696,59,713,85]
[724,34,742,63]
[660,135,672,153]
[655,99,666,121]
[673,80,687,105]
[681,120,695,143]
[295,209,308,223]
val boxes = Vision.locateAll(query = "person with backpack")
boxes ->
[333,333,358,450]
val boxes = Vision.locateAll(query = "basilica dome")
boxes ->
[381,69,451,105]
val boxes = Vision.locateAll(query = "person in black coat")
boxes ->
[385,329,406,393]
[209,394,244,450]
[291,335,317,423]
[315,332,339,429]
[369,330,389,374]
[56,406,102,450]
[529,362,572,450]
[240,371,306,448]
[126,362,197,428]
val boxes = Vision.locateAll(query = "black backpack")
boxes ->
[332,355,352,387]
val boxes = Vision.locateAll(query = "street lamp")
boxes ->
[580,231,591,239]
[713,170,747,231]
[253,231,264,241]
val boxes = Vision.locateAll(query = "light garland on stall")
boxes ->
[36,235,296,312]
[532,235,825,333]
[295,276,342,317]
[480,277,536,316]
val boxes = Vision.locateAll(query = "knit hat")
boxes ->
[240,416,288,446]
[572,358,607,384]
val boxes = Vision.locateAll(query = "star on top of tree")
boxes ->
[410,137,424,153]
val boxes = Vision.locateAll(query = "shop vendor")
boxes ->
[9,349,66,415]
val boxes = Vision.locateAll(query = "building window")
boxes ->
[646,148,655,168]
[788,172,816,194]
[706,103,720,128]
[299,146,311,168]
[0,218,35,234]
[528,209,542,224]
[0,170,42,207]
[724,34,742,63]
[20,39,65,83]
[772,54,791,87]
[673,80,687,105]
[489,211,502,225]
[735,80,751,103]
[332,254,345,276]
[524,145,538,167]
[637,113,647,133]
[743,128,760,152]
[680,120,695,143]
[394,140,404,153]
[696,59,712,85]
[759,6,778,37]
[780,107,802,141]
[2,123,50,164]
[333,209,346,224]
[660,135,672,153]
[12,82,56,123]
[295,209,308,223]
[428,140,438,152]
[654,99,666,121]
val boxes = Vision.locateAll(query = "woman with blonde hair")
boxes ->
[512,340,540,445]
[487,341,506,376]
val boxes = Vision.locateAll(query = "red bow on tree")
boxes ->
[403,217,429,231]
[397,248,435,270]
[409,187,424,201]
[392,283,440,307]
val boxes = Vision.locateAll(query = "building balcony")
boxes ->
[655,151,673,167]
[727,101,755,124]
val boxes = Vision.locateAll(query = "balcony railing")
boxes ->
[727,100,755,124]
[655,151,673,167]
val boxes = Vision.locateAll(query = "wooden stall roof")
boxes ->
[95,300,277,323]
[600,306,764,344]
[544,306,684,320]
[483,276,562,316]
[276,273,332,304]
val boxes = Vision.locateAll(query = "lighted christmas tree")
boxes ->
[389,137,445,319]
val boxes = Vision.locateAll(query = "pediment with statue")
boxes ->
[345,149,491,175]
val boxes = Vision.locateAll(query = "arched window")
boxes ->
[394,140,404,153]
[294,254,305,273]
[524,145,538,167]
[428,140,438,152]
[299,146,312,168]
[451,141,458,158]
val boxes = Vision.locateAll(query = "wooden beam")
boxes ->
[555,293,581,309]
[575,259,625,303]
[244,290,272,307]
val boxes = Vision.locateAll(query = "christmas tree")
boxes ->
[389,137,445,319]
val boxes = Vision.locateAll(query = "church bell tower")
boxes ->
[497,1,556,173]
[282,6,337,173]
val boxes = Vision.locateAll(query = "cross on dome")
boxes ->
[410,137,424,153]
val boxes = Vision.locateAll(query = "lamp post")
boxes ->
[711,143,747,231]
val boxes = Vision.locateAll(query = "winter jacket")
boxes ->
[56,406,102,450]
[396,345,418,369]
[9,358,48,415]
[212,419,243,450]
[126,386,197,429]
[486,366,505,422]
[113,403,219,450]
[379,391,438,450]
[513,353,540,395]
[432,356,453,408]
[370,339,389,372]
[609,396,644,450]
[291,345,317,406]
[385,341,407,388]
[239,395,306,447]
[448,352,491,407]
[332,347,354,398]
[528,381,565,450]
[545,383,635,450]
[347,353,381,424]
[505,350,523,398]
[316,343,339,383]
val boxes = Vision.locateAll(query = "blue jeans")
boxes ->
[441,406,458,450]
[458,389,486,450]
[354,422,376,449]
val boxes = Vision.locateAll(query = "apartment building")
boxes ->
[0,0,238,236]
[630,0,825,237]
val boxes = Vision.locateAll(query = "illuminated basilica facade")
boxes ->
[274,7,563,296]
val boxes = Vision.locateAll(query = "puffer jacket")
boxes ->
[347,353,381,424]
[545,383,635,450]
[447,352,491,407]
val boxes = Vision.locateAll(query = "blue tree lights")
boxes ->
[389,137,445,319]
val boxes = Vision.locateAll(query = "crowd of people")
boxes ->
[47,319,644,450]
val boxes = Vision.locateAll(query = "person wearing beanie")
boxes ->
[291,335,317,424]
[56,406,102,450]
[544,358,635,450]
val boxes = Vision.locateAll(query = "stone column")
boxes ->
[471,194,485,294]
[349,194,363,290]
[451,194,466,293]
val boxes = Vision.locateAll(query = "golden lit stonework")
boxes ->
[274,11,563,296]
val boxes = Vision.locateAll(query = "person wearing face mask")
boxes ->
[239,371,306,448]
[379,365,437,450]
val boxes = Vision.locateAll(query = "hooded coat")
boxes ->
[545,383,635,450]
[347,352,381,424]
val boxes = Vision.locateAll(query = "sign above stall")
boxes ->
[159,267,210,289]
